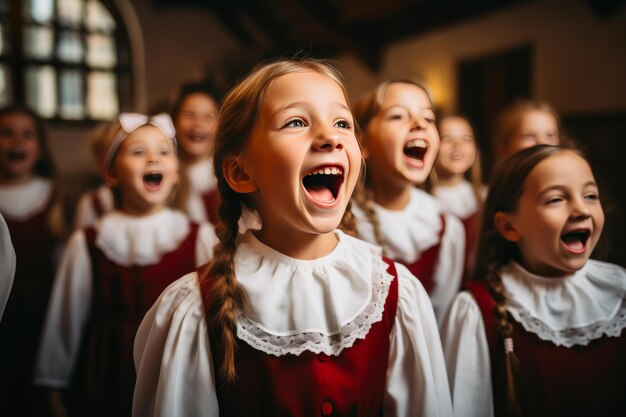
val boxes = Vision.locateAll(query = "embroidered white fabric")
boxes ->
[508,295,626,348]
[236,255,395,357]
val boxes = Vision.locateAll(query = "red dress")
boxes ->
[67,223,200,417]
[0,193,59,417]
[466,281,626,417]
[201,187,220,225]
[199,258,400,417]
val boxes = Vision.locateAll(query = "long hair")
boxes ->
[203,57,355,383]
[351,79,434,253]
[474,144,578,415]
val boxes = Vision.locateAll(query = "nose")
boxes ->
[570,198,591,220]
[147,151,160,164]
[410,115,428,131]
[314,125,344,152]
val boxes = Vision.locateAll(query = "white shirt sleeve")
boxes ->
[133,274,218,417]
[0,213,16,321]
[195,223,218,267]
[385,263,454,417]
[440,291,494,417]
[73,191,98,231]
[430,213,465,326]
[33,230,93,388]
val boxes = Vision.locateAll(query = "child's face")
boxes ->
[435,116,477,179]
[0,112,40,182]
[363,83,439,188]
[108,125,179,215]
[499,151,604,277]
[504,110,559,159]
[240,70,361,237]
[175,93,218,160]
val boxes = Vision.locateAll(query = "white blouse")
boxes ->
[433,180,482,220]
[33,208,218,388]
[132,230,453,417]
[440,260,626,417]
[0,213,16,321]
[0,177,54,220]
[73,185,114,230]
[185,158,217,223]
[353,187,466,325]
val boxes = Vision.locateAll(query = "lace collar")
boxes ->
[234,229,395,357]
[433,180,479,219]
[354,187,443,263]
[186,158,217,193]
[503,260,626,347]
[0,177,53,220]
[94,208,190,267]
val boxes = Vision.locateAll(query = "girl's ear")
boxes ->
[103,167,119,187]
[223,156,257,193]
[494,211,521,242]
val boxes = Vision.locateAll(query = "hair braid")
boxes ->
[200,182,246,383]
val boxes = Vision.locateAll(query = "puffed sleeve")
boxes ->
[384,263,454,417]
[73,191,98,230]
[33,229,93,387]
[0,213,16,321]
[430,213,465,326]
[440,291,494,417]
[133,273,218,417]
[195,222,218,266]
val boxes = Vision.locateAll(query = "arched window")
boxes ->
[0,0,132,121]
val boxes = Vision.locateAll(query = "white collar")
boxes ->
[433,180,479,219]
[234,229,394,357]
[186,158,217,193]
[0,177,53,220]
[94,208,190,267]
[503,260,626,347]
[354,187,443,263]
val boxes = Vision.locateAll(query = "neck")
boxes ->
[183,153,209,166]
[368,174,412,211]
[436,173,465,187]
[254,227,339,260]
[120,203,165,217]
[0,174,35,186]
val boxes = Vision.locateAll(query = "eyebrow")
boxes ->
[381,104,435,113]
[275,101,351,114]
[539,181,598,194]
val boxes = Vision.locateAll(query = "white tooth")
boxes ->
[330,167,337,175]
[324,168,331,175]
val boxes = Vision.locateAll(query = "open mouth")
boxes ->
[8,150,27,161]
[188,132,207,143]
[143,172,164,191]
[560,229,590,253]
[403,139,428,162]
[302,166,344,204]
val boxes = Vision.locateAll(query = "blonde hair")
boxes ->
[203,57,356,382]
[351,79,433,253]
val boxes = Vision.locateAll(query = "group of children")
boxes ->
[0,57,623,417]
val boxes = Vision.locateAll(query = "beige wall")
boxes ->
[339,0,626,113]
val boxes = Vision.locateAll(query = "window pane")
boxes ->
[23,25,53,59]
[58,0,83,28]
[58,30,83,62]
[88,71,117,119]
[0,64,11,107]
[26,65,56,117]
[0,22,5,55]
[86,34,115,68]
[60,69,84,119]
[23,0,53,24]
[86,0,115,33]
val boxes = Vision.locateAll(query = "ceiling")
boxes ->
[153,0,625,70]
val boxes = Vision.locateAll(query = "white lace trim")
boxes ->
[236,255,395,357]
[508,295,626,347]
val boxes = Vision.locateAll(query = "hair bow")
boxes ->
[103,112,177,171]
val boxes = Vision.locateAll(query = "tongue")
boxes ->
[562,236,584,251]
[307,185,334,203]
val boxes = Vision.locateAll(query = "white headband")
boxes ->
[103,112,177,170]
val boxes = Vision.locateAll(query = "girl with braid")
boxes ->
[441,145,626,417]
[132,59,453,417]
[351,80,466,325]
